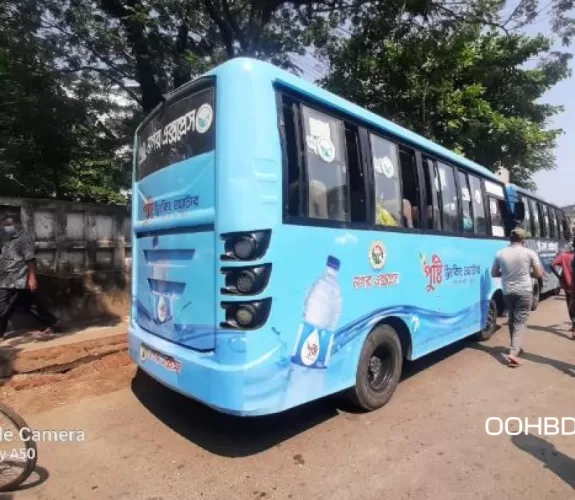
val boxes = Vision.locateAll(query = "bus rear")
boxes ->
[128,60,286,415]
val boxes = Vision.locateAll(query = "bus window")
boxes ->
[344,124,368,223]
[488,197,506,237]
[436,162,459,233]
[539,203,549,238]
[422,157,441,230]
[458,171,473,233]
[551,208,559,240]
[468,174,486,235]
[370,133,402,227]
[136,86,216,180]
[530,199,541,237]
[398,147,421,228]
[547,205,556,239]
[560,210,571,241]
[521,196,533,237]
[301,106,349,222]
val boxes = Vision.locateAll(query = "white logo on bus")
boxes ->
[196,104,213,134]
[317,137,336,163]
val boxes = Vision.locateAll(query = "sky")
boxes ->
[521,13,575,207]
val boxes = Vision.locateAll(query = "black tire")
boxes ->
[0,402,38,492]
[475,299,498,341]
[531,283,540,311]
[347,324,403,412]
[553,287,561,296]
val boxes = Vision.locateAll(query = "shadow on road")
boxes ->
[15,465,50,492]
[0,465,48,496]
[131,368,339,457]
[470,343,575,376]
[131,331,484,452]
[528,323,574,340]
[512,434,575,490]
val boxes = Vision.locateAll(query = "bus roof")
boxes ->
[506,183,562,210]
[164,57,503,183]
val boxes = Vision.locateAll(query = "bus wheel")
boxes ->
[531,284,540,311]
[553,287,561,296]
[475,299,498,342]
[348,324,403,412]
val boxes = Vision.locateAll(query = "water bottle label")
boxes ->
[291,321,334,369]
[155,294,171,324]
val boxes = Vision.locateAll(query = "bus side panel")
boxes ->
[525,238,563,294]
[229,225,505,415]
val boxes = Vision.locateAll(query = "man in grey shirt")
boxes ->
[491,228,543,367]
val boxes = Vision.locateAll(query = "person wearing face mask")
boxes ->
[0,215,59,340]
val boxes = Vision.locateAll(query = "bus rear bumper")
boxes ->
[127,324,285,416]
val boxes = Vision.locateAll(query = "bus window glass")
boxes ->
[468,175,486,235]
[521,196,532,236]
[437,162,459,232]
[488,197,505,237]
[422,157,441,230]
[458,171,473,233]
[399,147,421,228]
[530,199,541,237]
[370,134,402,227]
[539,203,549,238]
[302,106,350,222]
[136,86,216,180]
[550,207,559,239]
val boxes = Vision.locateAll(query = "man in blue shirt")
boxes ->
[0,215,59,340]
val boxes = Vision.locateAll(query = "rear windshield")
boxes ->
[136,85,215,180]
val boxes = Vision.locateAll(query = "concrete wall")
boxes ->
[0,197,132,331]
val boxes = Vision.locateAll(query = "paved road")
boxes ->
[7,295,575,500]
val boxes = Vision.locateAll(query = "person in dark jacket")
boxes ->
[0,215,60,340]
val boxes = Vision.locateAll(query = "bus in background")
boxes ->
[506,183,572,310]
[128,57,520,417]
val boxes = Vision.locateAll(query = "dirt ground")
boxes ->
[2,294,575,500]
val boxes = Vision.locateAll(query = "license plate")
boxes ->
[140,344,182,373]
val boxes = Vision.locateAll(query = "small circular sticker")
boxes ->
[157,295,168,323]
[374,157,395,178]
[474,189,482,205]
[196,104,213,134]
[369,240,386,270]
[317,137,336,163]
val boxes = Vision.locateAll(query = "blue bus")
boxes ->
[128,57,522,416]
[506,183,572,310]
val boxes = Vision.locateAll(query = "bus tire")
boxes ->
[531,283,540,311]
[348,324,403,412]
[475,299,498,342]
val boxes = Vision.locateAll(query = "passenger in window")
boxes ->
[372,144,402,227]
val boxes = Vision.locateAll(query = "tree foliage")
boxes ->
[0,0,573,200]
[322,1,573,188]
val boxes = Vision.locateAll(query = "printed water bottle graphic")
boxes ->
[292,256,342,369]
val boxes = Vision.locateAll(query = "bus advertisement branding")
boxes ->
[353,241,400,289]
[421,253,481,291]
[143,195,201,219]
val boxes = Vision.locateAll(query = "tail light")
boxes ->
[221,264,272,296]
[220,230,271,261]
[220,298,272,330]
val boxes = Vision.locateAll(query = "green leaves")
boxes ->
[323,1,573,188]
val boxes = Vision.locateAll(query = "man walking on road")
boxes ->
[551,238,575,338]
[0,214,60,341]
[491,228,544,367]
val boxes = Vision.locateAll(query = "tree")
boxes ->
[322,1,573,188]
[0,0,134,203]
